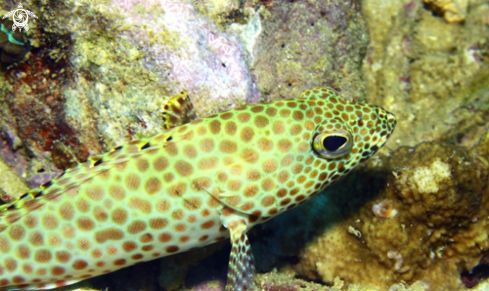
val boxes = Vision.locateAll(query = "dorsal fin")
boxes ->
[0,133,175,230]
[162,92,197,129]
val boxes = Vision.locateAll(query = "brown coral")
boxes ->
[294,141,489,290]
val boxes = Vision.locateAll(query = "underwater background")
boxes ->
[0,0,489,290]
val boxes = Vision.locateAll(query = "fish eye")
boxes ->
[312,131,353,158]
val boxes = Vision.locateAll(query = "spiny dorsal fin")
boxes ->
[0,133,175,230]
[162,92,197,129]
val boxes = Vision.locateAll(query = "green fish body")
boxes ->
[0,87,396,290]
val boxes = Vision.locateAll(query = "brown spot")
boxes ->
[246,169,261,181]
[12,276,25,284]
[111,208,128,224]
[243,185,259,197]
[145,177,162,195]
[221,112,234,120]
[125,174,141,190]
[129,197,152,214]
[209,120,221,134]
[168,183,187,198]
[227,180,242,192]
[75,198,90,213]
[153,156,169,171]
[175,224,186,232]
[251,105,264,113]
[272,121,286,135]
[92,249,102,258]
[73,260,88,270]
[254,115,269,128]
[277,139,292,153]
[23,215,38,228]
[293,111,304,121]
[175,160,193,177]
[172,209,185,220]
[201,220,215,229]
[94,206,108,222]
[164,143,179,156]
[198,235,209,242]
[127,220,146,234]
[179,236,190,243]
[86,185,104,201]
[77,238,91,250]
[277,188,287,198]
[225,122,237,135]
[156,200,171,213]
[132,254,144,260]
[237,112,251,123]
[219,140,237,153]
[268,208,278,215]
[52,266,65,276]
[240,127,255,143]
[140,233,153,243]
[34,249,52,263]
[290,124,303,135]
[199,138,215,152]
[241,149,259,163]
[158,233,172,242]
[8,225,25,241]
[262,178,275,191]
[257,138,273,152]
[198,157,219,170]
[183,197,202,210]
[241,202,254,211]
[222,207,235,216]
[163,173,175,183]
[149,218,168,229]
[181,145,198,159]
[109,185,126,200]
[55,251,71,263]
[280,198,292,206]
[16,245,30,259]
[265,107,277,117]
[96,261,105,267]
[261,196,275,207]
[95,228,124,243]
[262,159,278,173]
[166,246,179,253]
[77,217,95,231]
[28,231,44,246]
[4,258,16,271]
[136,158,149,172]
[279,109,291,118]
[122,242,137,252]
[107,246,118,255]
[201,209,211,217]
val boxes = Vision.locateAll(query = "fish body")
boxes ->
[0,87,396,290]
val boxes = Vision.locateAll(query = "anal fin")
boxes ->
[226,219,257,291]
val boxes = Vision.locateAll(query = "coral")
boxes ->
[251,0,369,102]
[285,141,489,290]
[362,0,489,149]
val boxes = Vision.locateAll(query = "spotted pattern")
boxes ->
[0,87,395,290]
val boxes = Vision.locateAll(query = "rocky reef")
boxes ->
[1,0,489,290]
[0,0,369,193]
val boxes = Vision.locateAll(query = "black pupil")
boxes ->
[323,135,347,151]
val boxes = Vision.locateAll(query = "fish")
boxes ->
[0,87,396,290]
